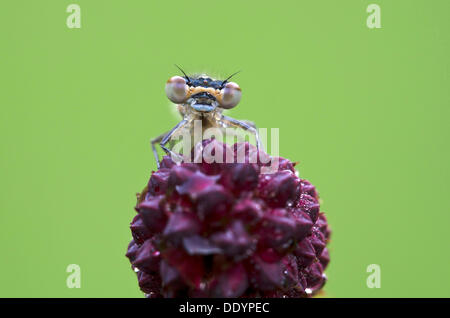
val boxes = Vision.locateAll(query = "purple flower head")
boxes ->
[126,139,331,298]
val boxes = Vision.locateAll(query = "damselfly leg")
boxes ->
[219,115,263,152]
[151,118,192,168]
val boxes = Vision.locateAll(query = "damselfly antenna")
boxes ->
[221,70,241,88]
[174,64,191,84]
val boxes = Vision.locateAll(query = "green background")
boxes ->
[1,0,449,297]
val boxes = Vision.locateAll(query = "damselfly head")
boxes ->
[165,69,242,113]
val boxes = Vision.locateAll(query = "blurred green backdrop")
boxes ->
[1,0,449,297]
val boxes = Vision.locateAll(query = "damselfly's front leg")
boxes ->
[219,115,263,151]
[151,132,167,169]
[151,118,193,168]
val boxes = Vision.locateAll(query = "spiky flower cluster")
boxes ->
[126,140,330,298]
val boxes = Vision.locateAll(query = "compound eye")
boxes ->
[165,76,188,103]
[219,82,241,109]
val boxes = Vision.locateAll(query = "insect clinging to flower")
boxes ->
[128,67,331,299]
[151,66,262,167]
